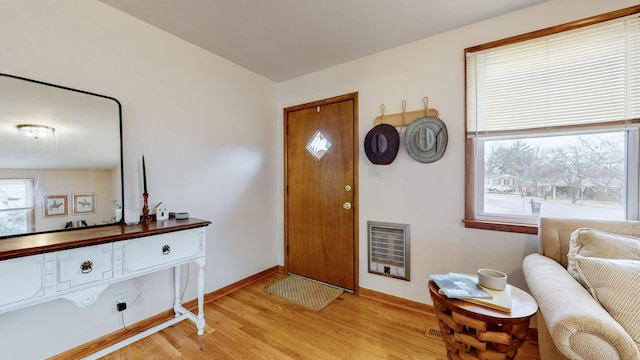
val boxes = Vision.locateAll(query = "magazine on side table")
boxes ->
[430,273,492,299]
[430,273,513,312]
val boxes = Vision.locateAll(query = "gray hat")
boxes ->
[404,116,448,163]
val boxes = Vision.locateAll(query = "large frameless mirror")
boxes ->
[0,73,123,238]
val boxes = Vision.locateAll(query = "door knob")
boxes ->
[343,202,352,210]
[345,185,352,192]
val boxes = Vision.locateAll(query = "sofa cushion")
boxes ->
[567,228,640,279]
[569,254,640,349]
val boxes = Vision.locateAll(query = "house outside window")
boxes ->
[464,7,640,233]
[0,178,35,236]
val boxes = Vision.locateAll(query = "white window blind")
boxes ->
[467,15,640,136]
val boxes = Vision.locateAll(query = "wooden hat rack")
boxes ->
[374,97,439,128]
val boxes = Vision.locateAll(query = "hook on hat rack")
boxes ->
[373,97,439,128]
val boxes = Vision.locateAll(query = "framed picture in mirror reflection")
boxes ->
[44,195,68,217]
[73,193,95,215]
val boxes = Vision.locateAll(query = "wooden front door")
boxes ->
[284,93,358,291]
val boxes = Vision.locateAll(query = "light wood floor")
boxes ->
[101,273,540,359]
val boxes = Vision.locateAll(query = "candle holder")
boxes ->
[141,193,151,223]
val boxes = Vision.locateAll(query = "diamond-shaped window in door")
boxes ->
[306,131,332,160]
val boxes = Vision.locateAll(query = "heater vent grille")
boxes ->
[426,327,443,339]
[368,221,410,281]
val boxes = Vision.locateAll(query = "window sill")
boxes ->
[462,219,538,235]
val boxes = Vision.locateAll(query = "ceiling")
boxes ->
[0,74,121,170]
[99,0,549,82]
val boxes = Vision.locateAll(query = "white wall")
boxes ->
[277,0,639,305]
[0,1,278,359]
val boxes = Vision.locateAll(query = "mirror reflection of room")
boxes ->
[0,74,123,237]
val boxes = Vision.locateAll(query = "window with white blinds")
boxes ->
[467,15,640,136]
[464,7,640,232]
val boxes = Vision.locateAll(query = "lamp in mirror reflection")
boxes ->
[16,124,55,139]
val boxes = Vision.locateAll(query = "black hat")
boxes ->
[364,123,400,165]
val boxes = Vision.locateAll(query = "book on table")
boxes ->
[430,273,512,312]
[430,273,492,299]
[462,282,512,312]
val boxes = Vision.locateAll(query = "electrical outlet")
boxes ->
[114,293,127,312]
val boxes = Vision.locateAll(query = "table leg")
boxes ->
[196,258,205,335]
[173,264,182,318]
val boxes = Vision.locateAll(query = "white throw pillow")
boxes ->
[567,228,640,280]
[569,254,640,348]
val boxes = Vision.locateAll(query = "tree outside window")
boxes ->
[482,132,626,221]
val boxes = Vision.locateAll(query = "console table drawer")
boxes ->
[0,254,45,309]
[57,244,114,291]
[122,229,202,274]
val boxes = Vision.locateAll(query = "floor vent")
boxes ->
[425,327,443,339]
[367,221,410,281]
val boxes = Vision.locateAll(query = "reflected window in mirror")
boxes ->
[0,178,35,236]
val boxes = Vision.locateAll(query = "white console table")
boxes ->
[0,218,211,359]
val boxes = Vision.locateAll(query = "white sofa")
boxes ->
[522,217,640,360]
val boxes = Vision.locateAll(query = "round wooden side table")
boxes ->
[428,280,538,360]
